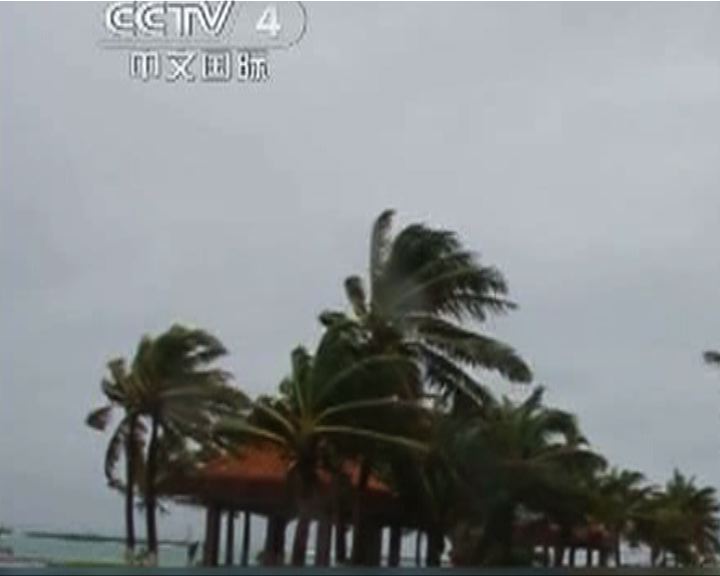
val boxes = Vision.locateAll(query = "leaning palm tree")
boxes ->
[444,387,605,566]
[321,209,531,411]
[216,323,430,566]
[320,211,533,561]
[86,357,146,561]
[128,325,248,562]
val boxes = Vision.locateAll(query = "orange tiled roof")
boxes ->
[198,443,391,494]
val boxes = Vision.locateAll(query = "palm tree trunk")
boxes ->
[426,528,443,566]
[494,504,515,565]
[351,459,371,564]
[224,509,235,566]
[389,524,402,567]
[291,506,311,566]
[614,535,622,566]
[568,546,576,567]
[334,514,347,564]
[332,478,347,565]
[241,512,251,566]
[144,413,160,562]
[124,414,137,560]
[263,515,286,566]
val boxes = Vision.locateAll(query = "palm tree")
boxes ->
[86,358,145,561]
[216,323,430,566]
[321,209,532,411]
[593,468,649,566]
[634,470,720,566]
[320,210,533,562]
[443,387,605,566]
[127,324,247,562]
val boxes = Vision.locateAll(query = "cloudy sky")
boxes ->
[2,2,720,538]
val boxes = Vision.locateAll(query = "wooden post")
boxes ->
[274,516,287,565]
[599,548,608,567]
[388,525,402,567]
[415,531,422,566]
[315,516,332,566]
[426,529,442,567]
[365,524,382,566]
[212,505,221,566]
[334,518,347,564]
[241,512,251,567]
[264,515,288,566]
[291,515,310,566]
[224,509,235,566]
[202,504,221,566]
[202,505,213,566]
[263,516,274,565]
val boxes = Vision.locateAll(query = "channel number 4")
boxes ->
[256,5,281,38]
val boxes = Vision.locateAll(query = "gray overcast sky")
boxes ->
[2,2,720,538]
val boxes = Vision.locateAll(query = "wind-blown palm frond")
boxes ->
[407,315,531,383]
[86,405,113,431]
[323,211,532,415]
[370,209,395,296]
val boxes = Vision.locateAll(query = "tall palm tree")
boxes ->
[128,325,247,562]
[321,210,532,411]
[217,323,430,566]
[320,211,533,562]
[86,358,145,561]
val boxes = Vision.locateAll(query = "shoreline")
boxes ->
[22,530,191,548]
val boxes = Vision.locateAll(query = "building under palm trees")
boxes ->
[160,442,430,567]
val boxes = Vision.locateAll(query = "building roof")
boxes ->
[201,443,391,493]
[160,442,396,518]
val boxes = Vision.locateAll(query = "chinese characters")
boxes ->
[129,50,269,82]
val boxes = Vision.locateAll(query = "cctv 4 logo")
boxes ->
[105,2,282,39]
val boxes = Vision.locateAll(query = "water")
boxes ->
[1,531,189,567]
[1,530,648,568]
